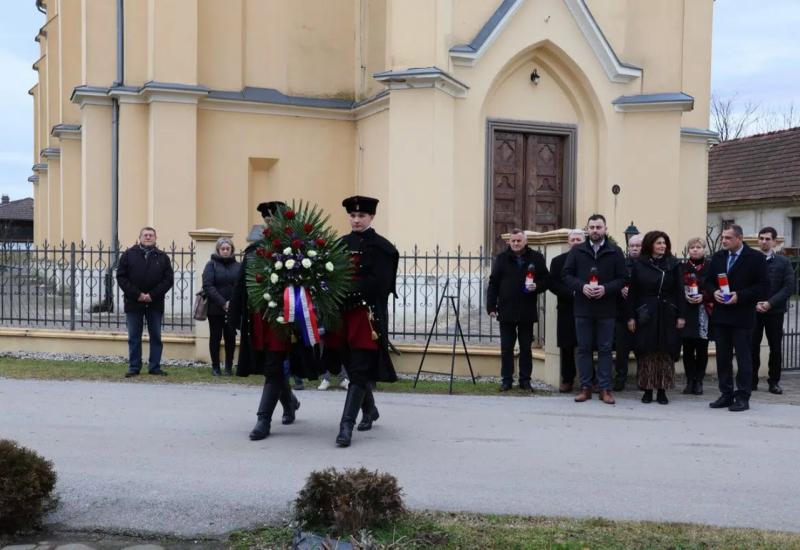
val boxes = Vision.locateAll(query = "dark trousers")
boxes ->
[345,349,378,388]
[499,321,534,384]
[125,307,163,372]
[682,337,709,382]
[575,317,615,390]
[560,347,576,384]
[208,314,236,368]
[714,325,753,398]
[752,313,784,385]
[614,320,637,383]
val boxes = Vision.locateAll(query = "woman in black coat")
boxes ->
[680,237,711,395]
[627,231,686,404]
[202,237,240,376]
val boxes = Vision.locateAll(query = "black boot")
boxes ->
[249,382,282,440]
[641,389,653,403]
[212,365,222,377]
[682,380,693,394]
[357,385,380,432]
[693,380,704,395]
[656,389,669,405]
[279,382,300,425]
[336,384,366,447]
[223,365,233,376]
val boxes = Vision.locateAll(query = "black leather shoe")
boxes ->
[693,381,704,395]
[357,407,380,431]
[499,382,512,392]
[212,367,221,377]
[682,383,693,395]
[249,418,270,440]
[612,380,626,392]
[709,395,733,408]
[641,390,653,403]
[148,368,168,376]
[282,394,300,425]
[656,389,669,405]
[519,381,533,392]
[223,367,233,376]
[124,370,140,378]
[768,383,783,395]
[728,396,750,412]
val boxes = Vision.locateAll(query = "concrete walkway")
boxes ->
[1,378,799,537]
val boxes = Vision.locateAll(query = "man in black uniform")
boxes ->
[228,201,303,440]
[327,195,398,447]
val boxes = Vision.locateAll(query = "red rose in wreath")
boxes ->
[255,273,264,283]
[303,223,314,234]
[262,227,272,237]
[284,225,293,235]
[256,247,266,257]
[291,239,303,249]
[283,210,296,220]
[272,239,282,248]
[315,238,327,247]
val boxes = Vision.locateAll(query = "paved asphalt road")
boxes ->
[1,378,799,537]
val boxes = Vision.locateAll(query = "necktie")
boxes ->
[727,252,737,271]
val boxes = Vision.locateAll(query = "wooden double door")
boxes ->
[491,130,567,254]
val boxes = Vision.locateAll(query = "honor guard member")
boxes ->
[228,201,306,440]
[327,195,399,447]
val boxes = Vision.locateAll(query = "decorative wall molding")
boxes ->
[449,0,525,67]
[612,93,694,113]
[28,174,40,184]
[51,124,82,141]
[561,0,642,83]
[40,147,61,159]
[681,127,720,145]
[32,163,48,173]
[373,67,469,98]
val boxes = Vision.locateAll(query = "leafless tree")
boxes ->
[711,94,760,141]
[753,101,800,135]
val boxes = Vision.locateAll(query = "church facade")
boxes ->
[29,0,715,252]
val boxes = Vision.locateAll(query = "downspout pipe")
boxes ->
[105,0,123,311]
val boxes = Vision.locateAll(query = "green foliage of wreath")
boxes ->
[245,200,352,336]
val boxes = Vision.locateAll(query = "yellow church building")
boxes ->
[29,0,716,253]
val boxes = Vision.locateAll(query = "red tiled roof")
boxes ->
[0,197,34,221]
[708,127,800,205]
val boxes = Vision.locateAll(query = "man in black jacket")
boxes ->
[704,224,768,411]
[751,226,794,394]
[613,233,642,391]
[488,229,549,392]
[563,214,627,404]
[548,229,584,392]
[116,227,174,377]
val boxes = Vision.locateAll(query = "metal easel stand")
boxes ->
[413,279,476,394]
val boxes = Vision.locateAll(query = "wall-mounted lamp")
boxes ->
[530,69,540,86]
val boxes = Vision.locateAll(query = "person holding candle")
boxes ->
[562,214,628,404]
[703,224,768,412]
[680,237,711,395]
[487,228,550,392]
[626,231,686,405]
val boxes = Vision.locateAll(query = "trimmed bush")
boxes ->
[295,467,405,534]
[0,439,58,534]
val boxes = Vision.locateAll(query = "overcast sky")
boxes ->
[0,0,798,201]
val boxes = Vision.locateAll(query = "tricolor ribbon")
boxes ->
[282,285,320,347]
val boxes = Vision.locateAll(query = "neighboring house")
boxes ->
[30,0,715,252]
[0,195,34,242]
[707,127,800,250]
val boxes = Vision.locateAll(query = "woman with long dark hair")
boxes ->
[627,231,686,404]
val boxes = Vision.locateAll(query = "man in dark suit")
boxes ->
[704,224,768,412]
[487,228,550,392]
[563,214,627,404]
[548,229,585,392]
[751,226,794,394]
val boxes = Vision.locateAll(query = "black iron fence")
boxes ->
[0,241,195,333]
[780,257,800,370]
[0,242,547,347]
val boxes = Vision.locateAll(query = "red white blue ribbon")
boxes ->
[282,285,320,347]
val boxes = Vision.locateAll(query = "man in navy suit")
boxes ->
[704,224,769,412]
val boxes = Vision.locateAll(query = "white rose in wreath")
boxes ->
[285,259,296,269]
[307,250,318,258]
[270,273,279,283]
[325,261,334,272]
[301,258,312,268]
[283,247,292,255]
[276,315,285,323]
[274,260,283,270]
[268,300,277,308]
[262,292,271,301]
